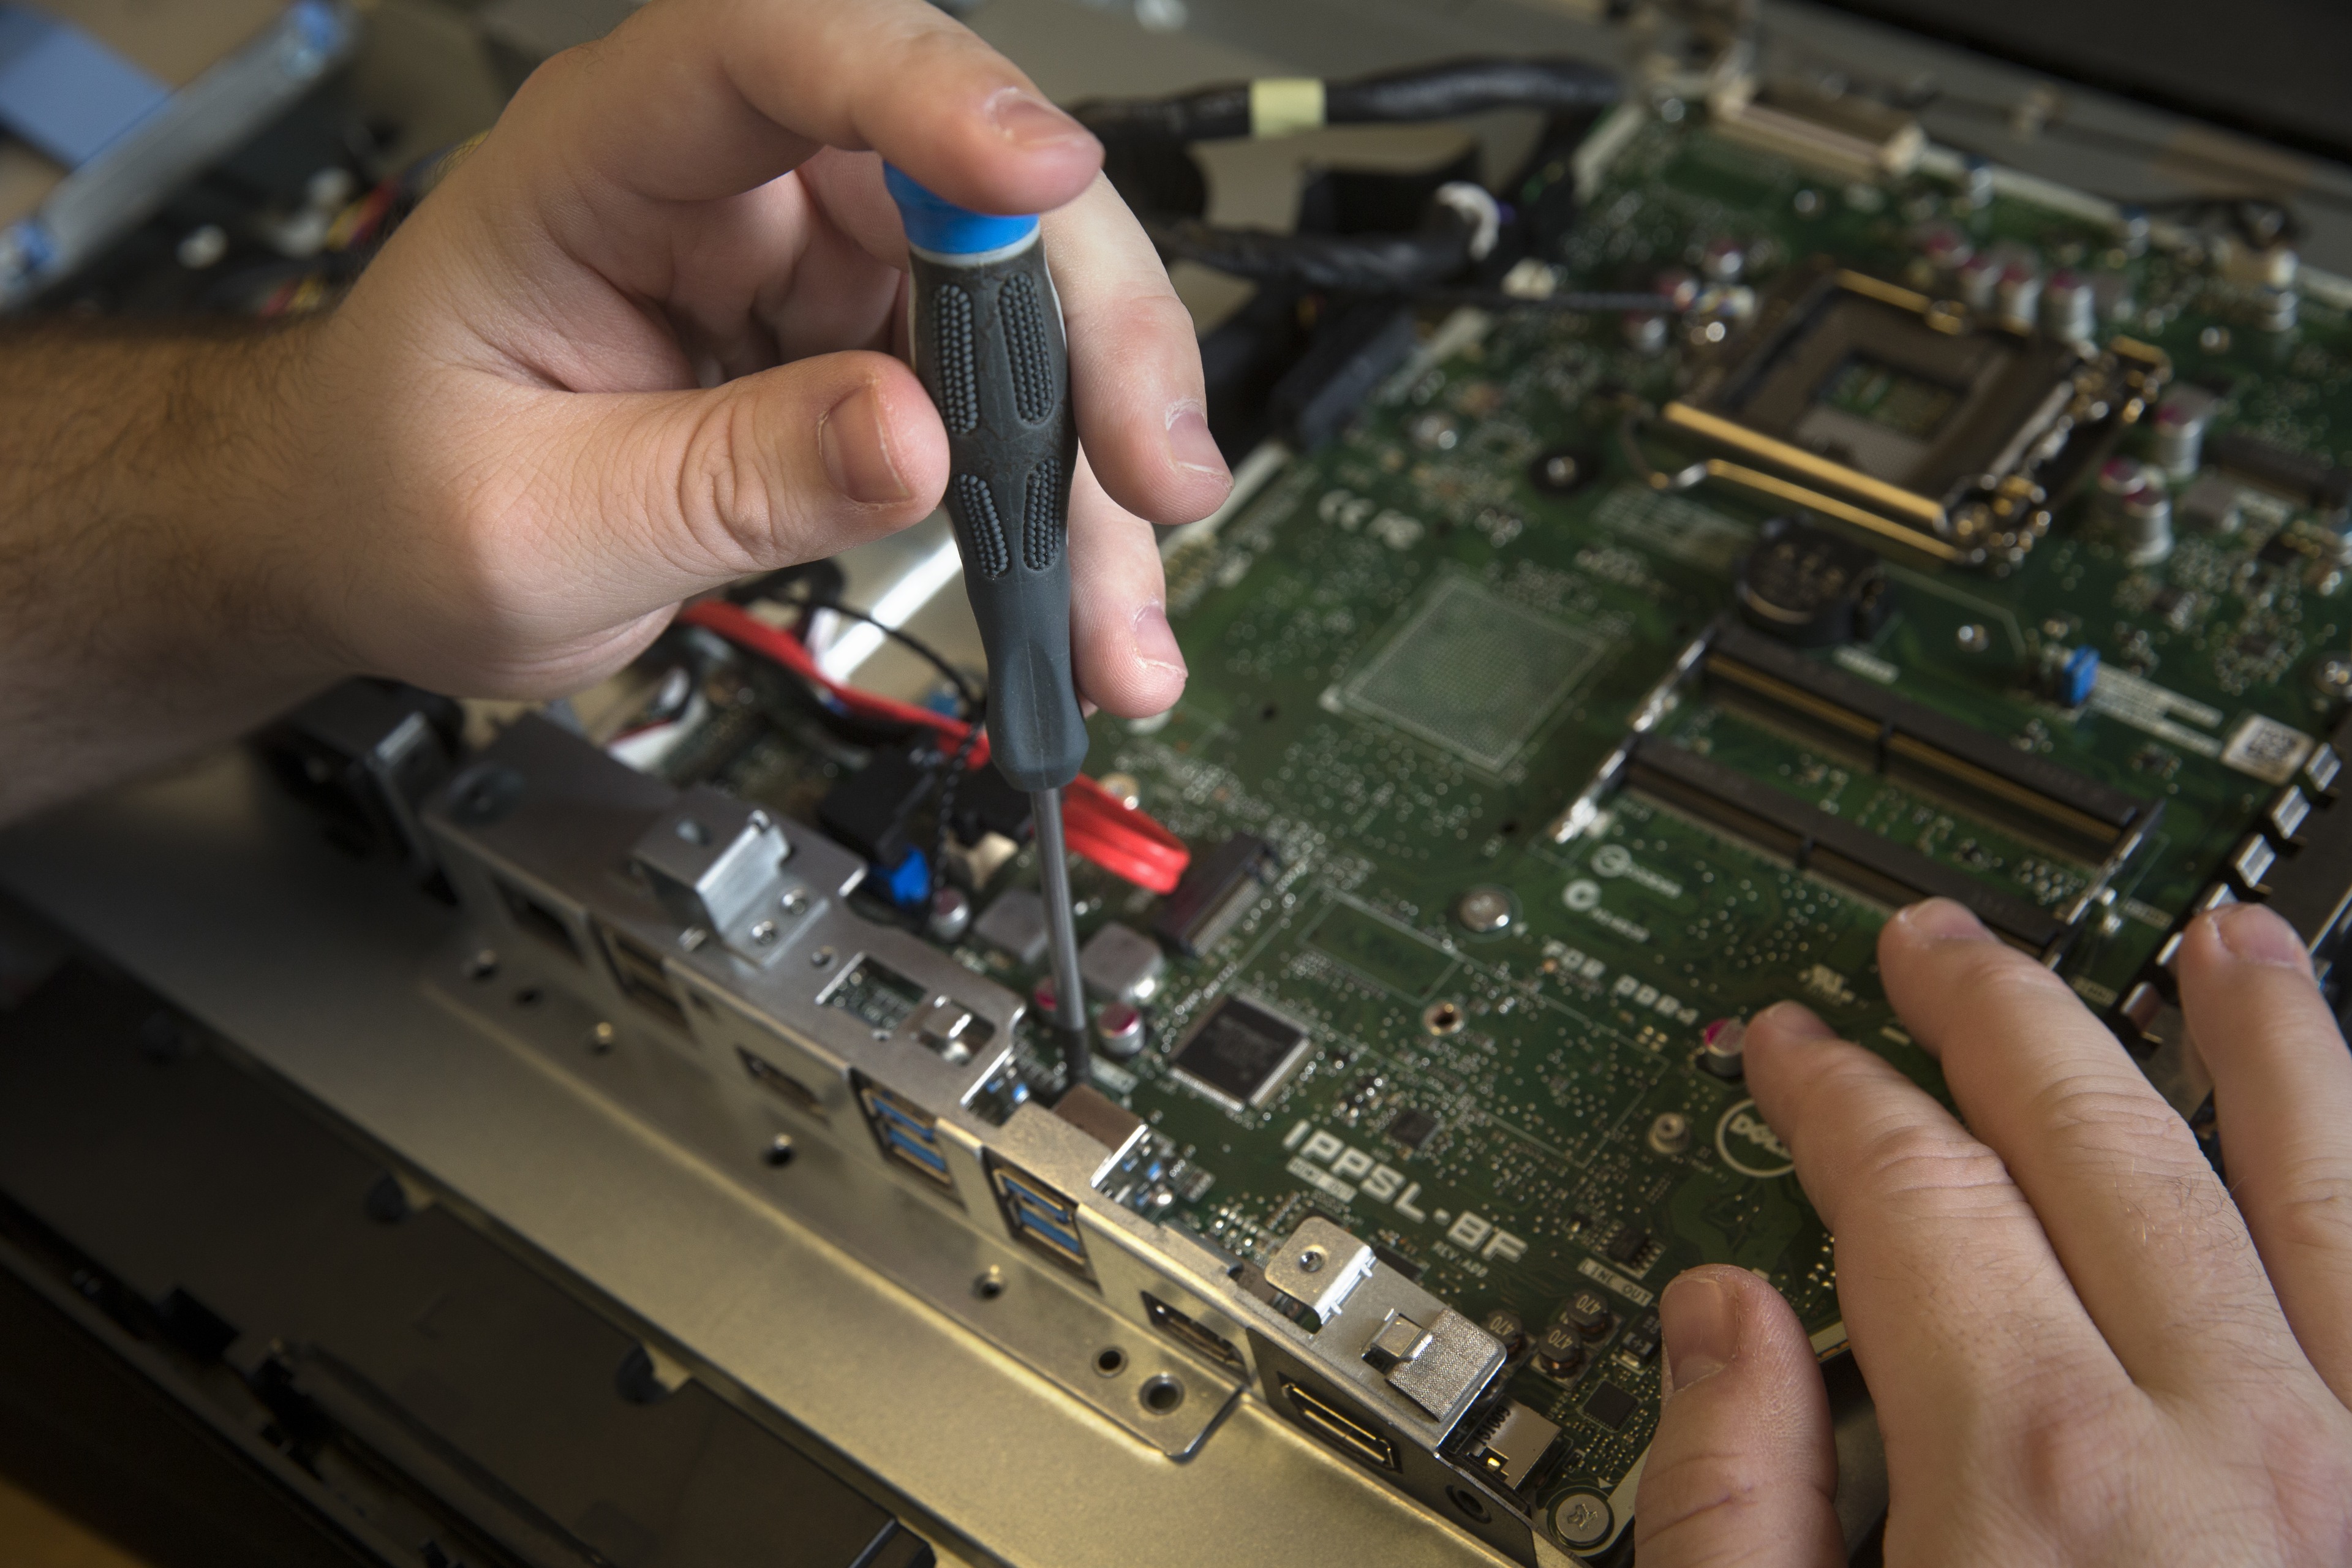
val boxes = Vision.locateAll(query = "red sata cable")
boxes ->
[679,599,1191,892]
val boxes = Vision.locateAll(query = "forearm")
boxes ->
[0,320,335,824]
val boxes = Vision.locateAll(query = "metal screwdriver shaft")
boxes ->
[886,166,1091,1088]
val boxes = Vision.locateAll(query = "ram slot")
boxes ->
[1703,621,2153,856]
[1626,739,2074,957]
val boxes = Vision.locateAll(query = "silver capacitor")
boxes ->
[2041,268,2095,342]
[2154,386,2217,478]
[2099,457,2173,565]
[1095,1001,1147,1060]
[1956,252,1999,312]
[1994,257,2043,330]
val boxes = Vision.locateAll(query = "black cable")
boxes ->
[1071,56,1621,145]
[1142,202,1480,292]
[769,592,982,717]
[929,706,988,902]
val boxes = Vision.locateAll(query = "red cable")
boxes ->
[679,598,1192,892]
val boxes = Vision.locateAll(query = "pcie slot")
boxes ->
[1704,621,2154,856]
[1627,737,2073,956]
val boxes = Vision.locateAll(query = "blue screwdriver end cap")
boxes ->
[884,164,1040,257]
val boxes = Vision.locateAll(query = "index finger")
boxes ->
[511,0,1101,216]
[1744,1001,2123,1464]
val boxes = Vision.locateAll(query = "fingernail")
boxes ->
[1896,897,1990,943]
[1132,600,1186,677]
[819,382,908,505]
[1752,999,1835,1044]
[1166,402,1232,483]
[1660,1274,1738,1398]
[2208,902,2312,973]
[987,87,1095,151]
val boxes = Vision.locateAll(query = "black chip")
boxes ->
[1619,1313,1661,1364]
[1604,1226,1649,1264]
[1583,1381,1640,1431]
[1386,1107,1440,1149]
[1167,997,1310,1111]
[2237,633,2279,660]
[2256,532,2302,568]
[2150,587,2184,616]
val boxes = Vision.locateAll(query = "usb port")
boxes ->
[1279,1377,1400,1472]
[987,1158,1093,1282]
[856,1078,957,1194]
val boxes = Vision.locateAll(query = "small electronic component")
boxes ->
[1095,1002,1148,1060]
[1079,922,1167,1003]
[1603,1226,1650,1265]
[1698,1017,1746,1079]
[2154,385,2217,477]
[2039,644,2100,709]
[2097,457,2173,564]
[1581,1381,1640,1431]
[1531,1322,1587,1380]
[2209,430,2352,524]
[2179,472,2246,534]
[972,889,1050,967]
[1153,832,1280,956]
[1385,1107,1441,1150]
[1560,1289,1613,1340]
[1618,1313,1662,1365]
[1735,516,1890,646]
[1166,996,1313,1113]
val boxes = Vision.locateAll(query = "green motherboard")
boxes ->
[666,109,2352,1520]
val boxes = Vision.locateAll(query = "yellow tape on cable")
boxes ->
[1248,78,1325,138]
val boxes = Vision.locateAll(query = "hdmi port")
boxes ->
[1278,1376,1400,1472]
[1144,1292,1242,1370]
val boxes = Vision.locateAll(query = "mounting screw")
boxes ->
[779,888,810,916]
[750,919,780,946]
[810,946,836,970]
[1648,1111,1693,1155]
[1296,1245,1327,1275]
[587,1021,616,1054]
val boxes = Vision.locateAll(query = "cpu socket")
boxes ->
[1661,262,2152,566]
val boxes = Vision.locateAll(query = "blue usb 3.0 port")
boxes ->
[988,1159,1092,1281]
[856,1079,957,1195]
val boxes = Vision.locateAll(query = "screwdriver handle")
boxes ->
[886,167,1087,794]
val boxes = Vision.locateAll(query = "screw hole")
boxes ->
[1094,1347,1127,1378]
[464,949,499,982]
[1139,1375,1184,1414]
[674,817,711,845]
[1447,1485,1491,1523]
[513,986,543,1008]
[973,1267,1005,1300]
[763,1135,796,1168]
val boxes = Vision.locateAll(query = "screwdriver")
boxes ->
[884,165,1091,1088]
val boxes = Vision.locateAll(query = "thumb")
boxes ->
[532,348,947,624]
[1634,1265,1842,1568]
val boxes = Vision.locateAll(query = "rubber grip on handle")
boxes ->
[906,233,1087,794]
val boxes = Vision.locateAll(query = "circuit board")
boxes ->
[669,108,2352,1529]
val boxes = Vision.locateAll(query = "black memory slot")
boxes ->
[1626,737,2074,955]
[1703,620,2151,853]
